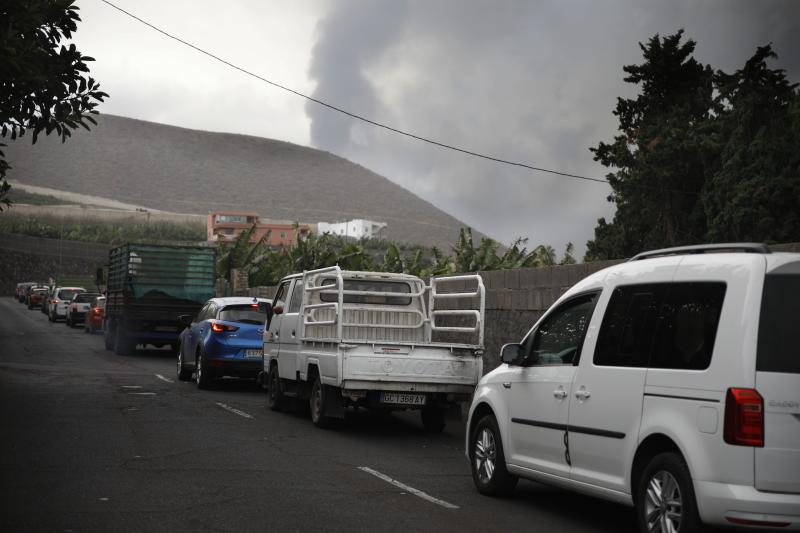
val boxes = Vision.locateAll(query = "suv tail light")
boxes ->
[211,322,239,333]
[724,388,764,447]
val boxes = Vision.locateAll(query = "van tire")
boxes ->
[470,414,518,496]
[267,365,285,412]
[421,404,446,433]
[635,452,701,533]
[104,322,114,350]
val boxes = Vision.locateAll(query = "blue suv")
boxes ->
[177,297,270,388]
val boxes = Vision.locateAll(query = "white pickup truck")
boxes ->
[262,266,485,431]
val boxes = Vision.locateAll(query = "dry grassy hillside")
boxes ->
[4,115,470,249]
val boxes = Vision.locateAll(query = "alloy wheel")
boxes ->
[474,427,497,483]
[644,470,683,533]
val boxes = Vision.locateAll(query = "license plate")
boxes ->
[380,392,426,406]
[245,349,262,358]
[154,326,177,332]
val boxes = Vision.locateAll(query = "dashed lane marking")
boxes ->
[155,374,174,383]
[215,402,254,419]
[357,466,459,509]
[128,392,156,396]
[121,385,142,389]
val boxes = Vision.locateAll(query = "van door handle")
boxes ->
[502,382,511,389]
[553,388,567,399]
[575,388,591,400]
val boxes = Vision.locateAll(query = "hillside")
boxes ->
[3,115,470,249]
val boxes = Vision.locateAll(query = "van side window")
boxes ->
[524,293,598,366]
[288,283,303,313]
[273,281,290,309]
[651,282,726,370]
[594,284,664,368]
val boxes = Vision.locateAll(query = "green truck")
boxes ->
[104,243,216,355]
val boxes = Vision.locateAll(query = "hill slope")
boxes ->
[4,115,470,249]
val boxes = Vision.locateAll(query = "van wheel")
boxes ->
[267,366,285,412]
[421,404,446,433]
[104,322,114,350]
[635,452,700,533]
[309,377,334,428]
[470,414,518,496]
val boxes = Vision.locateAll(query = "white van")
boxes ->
[466,244,800,532]
[264,266,485,431]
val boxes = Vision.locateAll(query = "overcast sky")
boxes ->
[71,0,800,257]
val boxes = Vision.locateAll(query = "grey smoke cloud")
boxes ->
[306,0,800,257]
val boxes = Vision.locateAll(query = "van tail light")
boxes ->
[724,388,764,447]
[211,322,239,333]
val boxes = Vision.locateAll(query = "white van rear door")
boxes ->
[755,260,800,494]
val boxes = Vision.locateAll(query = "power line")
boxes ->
[98,0,610,185]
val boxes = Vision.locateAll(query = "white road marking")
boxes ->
[215,402,254,419]
[155,374,174,383]
[128,392,156,396]
[357,466,459,509]
[121,385,142,389]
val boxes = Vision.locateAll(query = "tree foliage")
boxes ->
[0,0,107,208]
[586,32,800,260]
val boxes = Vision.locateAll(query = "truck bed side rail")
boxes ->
[429,274,485,347]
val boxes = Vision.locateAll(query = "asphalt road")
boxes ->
[0,296,639,532]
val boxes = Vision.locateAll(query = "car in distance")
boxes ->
[48,287,86,322]
[177,297,271,388]
[66,292,102,328]
[84,296,106,334]
[27,287,48,309]
[466,243,800,532]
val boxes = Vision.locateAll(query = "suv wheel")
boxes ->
[113,325,133,356]
[176,344,192,382]
[267,365,285,412]
[470,414,518,496]
[635,452,700,533]
[196,352,212,390]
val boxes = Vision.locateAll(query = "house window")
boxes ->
[280,232,287,239]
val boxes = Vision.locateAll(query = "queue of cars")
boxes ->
[11,242,800,532]
[13,282,106,332]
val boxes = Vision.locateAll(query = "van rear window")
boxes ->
[757,272,800,374]
[320,279,412,305]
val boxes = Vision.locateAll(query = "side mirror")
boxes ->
[178,314,193,327]
[500,343,522,365]
[272,304,284,316]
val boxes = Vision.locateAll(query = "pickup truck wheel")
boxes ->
[176,345,192,382]
[196,352,213,390]
[310,377,334,429]
[635,452,700,533]
[267,366,285,412]
[470,414,518,496]
[421,404,446,433]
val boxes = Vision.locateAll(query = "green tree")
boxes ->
[586,31,715,259]
[703,45,800,242]
[1,0,107,208]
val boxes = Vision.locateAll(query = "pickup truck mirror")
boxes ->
[500,343,523,365]
[178,314,193,327]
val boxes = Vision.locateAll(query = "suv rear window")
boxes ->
[218,304,267,325]
[58,289,84,300]
[757,270,800,374]
[320,279,412,305]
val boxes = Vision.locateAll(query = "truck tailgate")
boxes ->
[341,344,482,387]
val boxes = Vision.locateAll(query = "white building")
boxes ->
[317,219,388,240]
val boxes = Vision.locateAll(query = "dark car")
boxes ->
[66,292,102,327]
[176,297,270,388]
[84,296,106,334]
